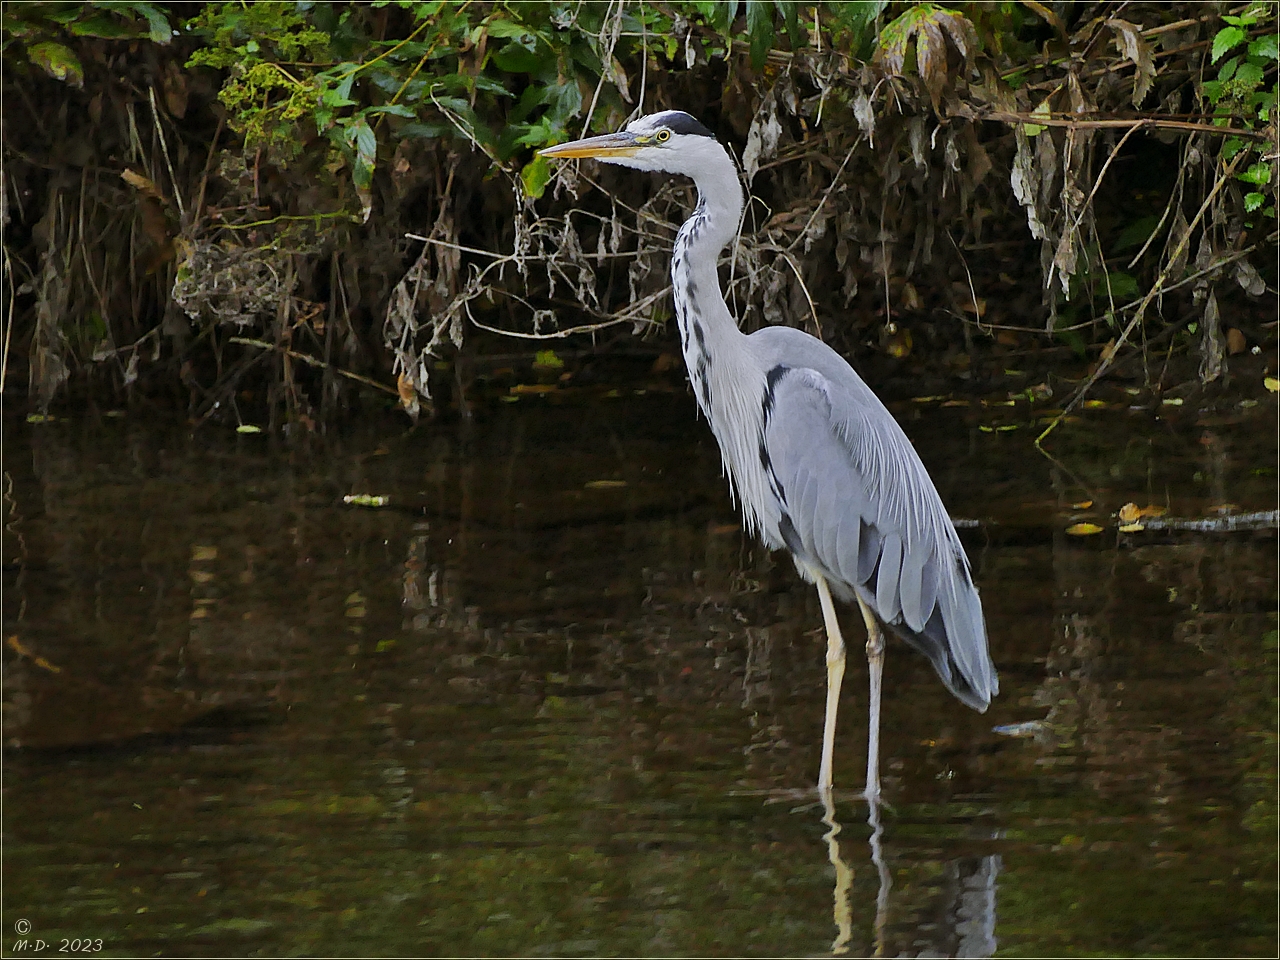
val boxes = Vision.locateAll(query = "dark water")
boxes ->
[4,386,1276,956]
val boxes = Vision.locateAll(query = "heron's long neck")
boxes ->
[671,150,771,535]
[671,153,747,419]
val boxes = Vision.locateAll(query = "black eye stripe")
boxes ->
[658,111,715,138]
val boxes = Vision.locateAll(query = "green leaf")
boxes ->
[134,3,173,44]
[68,14,136,39]
[1239,161,1272,186]
[777,0,801,50]
[1113,215,1161,253]
[534,348,564,369]
[365,103,416,118]
[1217,56,1239,82]
[484,18,537,40]
[1212,26,1246,63]
[1244,192,1264,213]
[1235,60,1264,88]
[27,41,84,88]
[493,40,543,73]
[345,117,377,189]
[1249,34,1279,60]
[520,155,552,199]
[1096,271,1139,300]
[746,0,774,70]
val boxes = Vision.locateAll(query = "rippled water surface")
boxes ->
[4,387,1276,956]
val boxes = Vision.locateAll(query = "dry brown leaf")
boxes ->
[120,168,162,199]
[1226,328,1247,355]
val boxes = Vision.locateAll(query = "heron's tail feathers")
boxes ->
[886,581,998,712]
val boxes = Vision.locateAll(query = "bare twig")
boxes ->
[982,110,1273,142]
[228,336,398,395]
[1037,152,1244,446]
[149,87,185,220]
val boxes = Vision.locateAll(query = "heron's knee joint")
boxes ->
[865,634,884,658]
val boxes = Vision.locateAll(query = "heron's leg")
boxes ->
[855,596,885,803]
[814,575,845,795]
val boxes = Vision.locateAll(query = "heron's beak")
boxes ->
[538,132,642,160]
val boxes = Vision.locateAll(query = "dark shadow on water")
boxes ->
[3,392,1275,955]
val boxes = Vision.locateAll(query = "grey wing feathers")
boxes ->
[761,363,998,712]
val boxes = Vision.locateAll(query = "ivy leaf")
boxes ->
[27,41,84,88]
[1211,25,1246,63]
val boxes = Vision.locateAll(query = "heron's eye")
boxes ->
[655,129,672,142]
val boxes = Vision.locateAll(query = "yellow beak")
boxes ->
[538,132,642,160]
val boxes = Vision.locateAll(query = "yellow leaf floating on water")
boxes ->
[343,494,389,507]
[236,424,262,433]
[1265,377,1280,393]
[1084,399,1109,409]
[1139,504,1168,518]
[1066,522,1105,536]
[1118,502,1142,524]
[1071,500,1094,509]
[1118,522,1145,533]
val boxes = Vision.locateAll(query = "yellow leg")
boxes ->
[855,595,885,804]
[815,575,845,795]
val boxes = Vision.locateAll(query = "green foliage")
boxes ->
[2,2,174,86]
[1202,1,1277,222]
[178,1,841,204]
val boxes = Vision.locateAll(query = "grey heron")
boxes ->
[539,110,997,800]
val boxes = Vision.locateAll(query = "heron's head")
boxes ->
[538,110,725,178]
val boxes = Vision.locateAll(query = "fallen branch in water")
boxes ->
[228,337,398,396]
[1132,511,1279,533]
[950,511,1279,533]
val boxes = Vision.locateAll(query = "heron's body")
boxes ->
[541,111,997,796]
